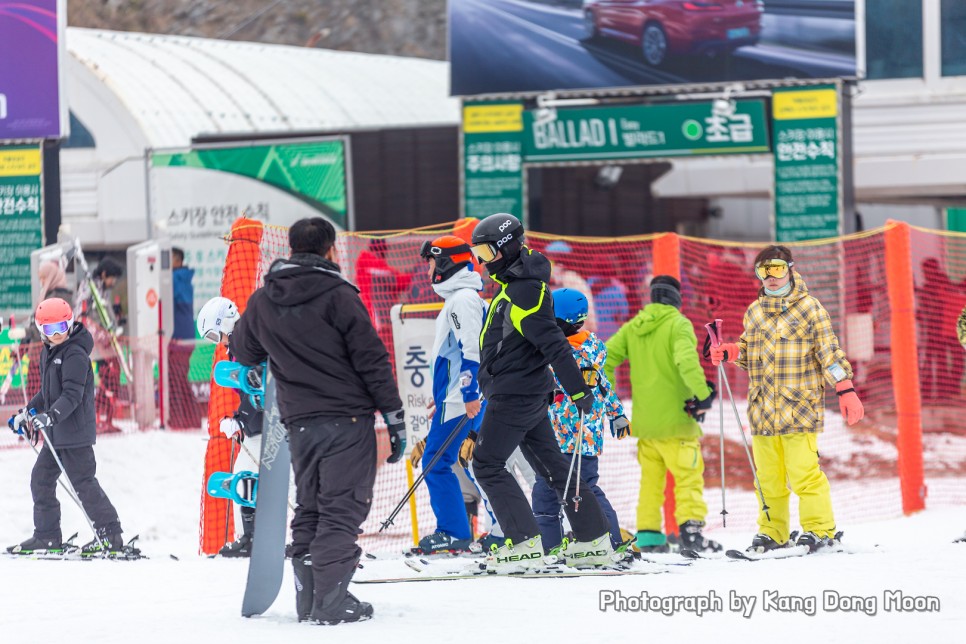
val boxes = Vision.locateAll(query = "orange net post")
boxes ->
[199,218,264,554]
[885,221,925,514]
[653,232,680,538]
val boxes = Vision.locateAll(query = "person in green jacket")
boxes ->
[604,275,720,553]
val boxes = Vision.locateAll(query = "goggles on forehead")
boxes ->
[754,259,792,281]
[470,242,499,264]
[41,321,71,337]
[419,240,471,260]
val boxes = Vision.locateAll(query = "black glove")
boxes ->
[684,381,717,423]
[571,389,594,416]
[30,412,54,435]
[383,410,406,464]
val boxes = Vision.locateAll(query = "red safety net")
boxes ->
[192,219,966,553]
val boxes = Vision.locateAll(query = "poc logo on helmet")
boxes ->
[498,219,514,232]
[496,233,514,248]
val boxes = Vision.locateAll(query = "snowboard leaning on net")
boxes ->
[241,361,292,618]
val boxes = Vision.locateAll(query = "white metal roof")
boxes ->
[66,28,459,148]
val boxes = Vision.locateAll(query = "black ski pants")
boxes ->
[289,415,376,598]
[31,444,121,541]
[473,393,608,544]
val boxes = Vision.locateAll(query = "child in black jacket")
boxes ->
[6,298,124,555]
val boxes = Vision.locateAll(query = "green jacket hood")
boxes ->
[626,303,681,336]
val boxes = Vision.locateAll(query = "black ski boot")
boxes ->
[81,525,124,555]
[746,533,786,554]
[416,531,472,554]
[219,507,255,558]
[310,566,373,625]
[7,535,63,554]
[678,520,723,553]
[796,531,836,553]
[292,553,314,622]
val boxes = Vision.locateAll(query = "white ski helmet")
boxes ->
[197,296,239,344]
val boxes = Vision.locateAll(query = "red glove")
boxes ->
[710,342,739,366]
[836,379,864,426]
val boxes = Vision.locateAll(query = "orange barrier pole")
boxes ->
[883,221,926,514]
[200,218,265,554]
[653,233,680,536]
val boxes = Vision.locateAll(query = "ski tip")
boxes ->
[169,554,180,561]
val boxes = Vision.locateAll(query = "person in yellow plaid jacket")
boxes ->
[710,245,865,554]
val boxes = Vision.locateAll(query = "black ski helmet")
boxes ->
[420,235,474,284]
[470,213,524,273]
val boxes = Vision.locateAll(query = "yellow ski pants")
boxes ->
[636,438,708,531]
[751,433,836,543]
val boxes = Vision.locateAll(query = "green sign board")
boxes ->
[523,100,769,162]
[152,139,349,229]
[462,102,525,220]
[0,145,44,310]
[461,99,770,221]
[772,86,842,242]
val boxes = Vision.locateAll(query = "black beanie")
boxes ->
[650,275,682,309]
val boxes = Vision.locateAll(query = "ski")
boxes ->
[4,534,145,561]
[354,564,671,584]
[725,546,811,561]
[241,361,292,618]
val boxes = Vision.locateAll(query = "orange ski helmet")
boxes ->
[35,297,74,337]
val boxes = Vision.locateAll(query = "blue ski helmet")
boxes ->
[552,288,589,325]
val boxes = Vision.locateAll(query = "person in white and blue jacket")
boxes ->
[409,236,487,553]
[533,288,631,553]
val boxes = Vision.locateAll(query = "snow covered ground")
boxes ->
[1,430,965,644]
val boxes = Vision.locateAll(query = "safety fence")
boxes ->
[193,218,965,554]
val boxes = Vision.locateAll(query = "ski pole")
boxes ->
[224,438,237,547]
[379,415,470,532]
[29,410,107,553]
[561,410,585,515]
[704,323,771,521]
[704,320,728,527]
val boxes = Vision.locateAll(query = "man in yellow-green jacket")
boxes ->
[604,275,719,554]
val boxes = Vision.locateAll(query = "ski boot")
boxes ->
[310,566,373,625]
[80,526,125,556]
[483,535,544,573]
[795,531,838,553]
[634,530,670,553]
[6,535,63,554]
[678,520,722,553]
[415,531,472,554]
[469,532,504,554]
[219,507,255,558]
[559,533,617,568]
[745,533,789,554]
[292,553,314,622]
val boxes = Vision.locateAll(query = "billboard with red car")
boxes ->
[449,0,855,96]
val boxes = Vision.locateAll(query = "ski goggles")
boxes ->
[470,242,499,264]
[40,321,71,337]
[754,259,793,281]
[419,240,471,261]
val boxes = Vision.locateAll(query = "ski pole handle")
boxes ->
[704,319,724,348]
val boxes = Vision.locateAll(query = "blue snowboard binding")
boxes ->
[213,361,265,409]
[207,471,258,508]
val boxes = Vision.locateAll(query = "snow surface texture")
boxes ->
[1,430,965,643]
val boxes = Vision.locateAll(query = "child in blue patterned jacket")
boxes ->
[531,288,631,552]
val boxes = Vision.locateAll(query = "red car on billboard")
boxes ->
[583,0,764,67]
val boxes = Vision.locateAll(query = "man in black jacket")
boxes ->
[7,297,124,555]
[469,214,614,571]
[229,217,406,626]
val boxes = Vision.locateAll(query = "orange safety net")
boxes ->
[199,218,264,555]
[192,220,966,553]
